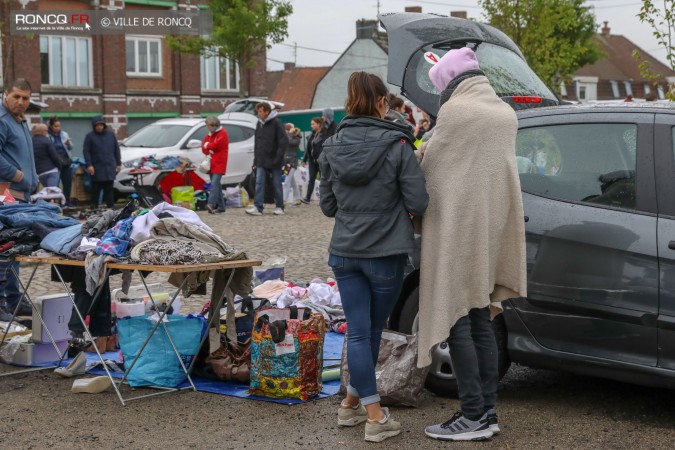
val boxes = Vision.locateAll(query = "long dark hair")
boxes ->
[345,71,388,117]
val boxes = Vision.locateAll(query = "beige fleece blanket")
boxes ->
[417,76,527,368]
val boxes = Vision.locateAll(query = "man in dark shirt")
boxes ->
[245,102,288,216]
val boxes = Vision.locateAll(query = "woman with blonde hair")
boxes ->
[319,71,428,443]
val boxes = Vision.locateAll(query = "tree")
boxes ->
[636,0,674,100]
[168,0,292,97]
[479,0,602,92]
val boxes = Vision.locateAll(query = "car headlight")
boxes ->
[123,158,144,168]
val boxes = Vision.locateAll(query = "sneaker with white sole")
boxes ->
[364,407,401,443]
[337,401,367,426]
[274,208,285,215]
[486,408,500,434]
[245,206,262,216]
[425,411,493,441]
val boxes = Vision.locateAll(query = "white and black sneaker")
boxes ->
[486,408,500,434]
[425,411,493,441]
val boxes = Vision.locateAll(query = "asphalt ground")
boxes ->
[2,203,675,449]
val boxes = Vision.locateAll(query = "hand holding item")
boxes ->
[88,166,95,175]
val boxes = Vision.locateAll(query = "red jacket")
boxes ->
[202,127,229,174]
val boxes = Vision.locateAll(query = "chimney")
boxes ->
[405,6,422,13]
[284,62,295,71]
[601,21,610,36]
[356,19,378,39]
[450,11,468,19]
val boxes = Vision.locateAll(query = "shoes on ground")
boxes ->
[338,400,367,426]
[300,198,310,205]
[364,407,401,443]
[274,208,285,216]
[486,407,500,434]
[292,200,302,206]
[245,206,262,216]
[54,351,87,378]
[425,411,493,441]
[206,204,216,214]
[71,376,112,394]
[215,208,226,214]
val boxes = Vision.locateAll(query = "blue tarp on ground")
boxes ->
[83,331,344,405]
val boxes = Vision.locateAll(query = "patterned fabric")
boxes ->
[249,311,326,401]
[96,217,135,257]
[130,239,219,265]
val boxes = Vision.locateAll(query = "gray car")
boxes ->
[380,12,675,396]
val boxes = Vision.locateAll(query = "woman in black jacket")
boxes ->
[300,116,323,204]
[319,72,428,443]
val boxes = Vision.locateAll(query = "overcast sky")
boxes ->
[267,0,670,71]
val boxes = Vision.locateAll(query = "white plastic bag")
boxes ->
[198,154,211,174]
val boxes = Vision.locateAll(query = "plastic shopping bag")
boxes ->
[118,314,206,387]
[339,330,430,407]
[171,186,195,210]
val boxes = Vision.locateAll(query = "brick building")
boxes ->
[0,0,268,154]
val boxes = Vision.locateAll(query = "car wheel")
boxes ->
[397,286,511,398]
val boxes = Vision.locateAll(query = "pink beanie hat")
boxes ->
[428,47,480,91]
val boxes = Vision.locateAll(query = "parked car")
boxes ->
[224,98,284,115]
[114,112,256,197]
[380,13,675,396]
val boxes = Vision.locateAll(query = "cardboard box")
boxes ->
[71,166,91,202]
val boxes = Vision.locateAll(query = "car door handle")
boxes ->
[669,241,675,250]
[524,216,529,222]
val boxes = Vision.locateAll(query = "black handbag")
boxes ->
[59,154,72,169]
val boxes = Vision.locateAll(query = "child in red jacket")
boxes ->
[202,115,229,213]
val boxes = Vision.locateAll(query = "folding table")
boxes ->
[1,255,261,406]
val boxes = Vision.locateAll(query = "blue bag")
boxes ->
[117,314,206,388]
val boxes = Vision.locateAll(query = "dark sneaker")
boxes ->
[425,411,493,441]
[486,408,500,434]
[300,198,310,204]
[337,401,367,426]
[364,407,401,443]
[1,300,32,317]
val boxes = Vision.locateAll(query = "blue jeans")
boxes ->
[449,306,499,419]
[254,167,283,211]
[39,171,60,188]
[0,261,21,309]
[209,173,225,211]
[328,253,407,405]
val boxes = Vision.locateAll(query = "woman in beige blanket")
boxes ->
[417,47,527,442]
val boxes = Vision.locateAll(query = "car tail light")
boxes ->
[511,96,542,104]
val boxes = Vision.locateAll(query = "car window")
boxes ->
[124,124,192,148]
[222,124,254,143]
[517,123,637,210]
[186,126,208,145]
[224,101,257,114]
[408,42,558,116]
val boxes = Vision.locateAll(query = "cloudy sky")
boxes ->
[267,0,670,71]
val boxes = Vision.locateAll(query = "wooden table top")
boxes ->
[15,256,262,273]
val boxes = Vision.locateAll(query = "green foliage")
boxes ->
[479,0,603,92]
[167,0,293,97]
[636,0,674,100]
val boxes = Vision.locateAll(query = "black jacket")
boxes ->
[319,116,428,258]
[83,116,121,182]
[284,132,301,168]
[32,134,62,175]
[254,111,288,169]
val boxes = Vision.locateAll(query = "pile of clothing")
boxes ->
[0,200,80,257]
[126,156,188,171]
[251,278,345,332]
